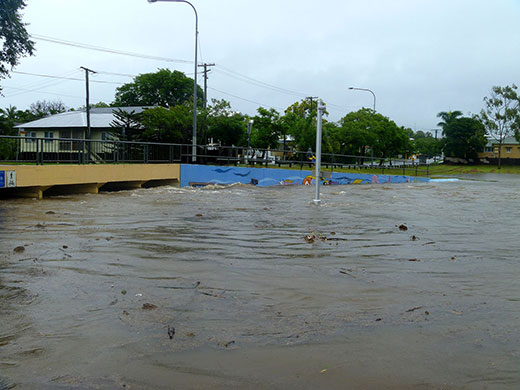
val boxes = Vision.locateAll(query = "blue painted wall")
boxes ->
[180,165,429,187]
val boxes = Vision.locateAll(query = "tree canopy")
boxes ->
[113,69,203,108]
[0,0,34,92]
[480,84,520,169]
[442,117,487,160]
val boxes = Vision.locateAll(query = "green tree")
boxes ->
[437,110,463,131]
[109,108,144,141]
[0,0,34,92]
[282,99,327,152]
[480,84,520,169]
[29,100,67,119]
[442,117,487,160]
[113,69,203,108]
[140,104,192,143]
[336,109,409,164]
[205,99,245,147]
[251,107,283,155]
[414,136,441,158]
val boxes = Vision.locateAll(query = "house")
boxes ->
[479,136,520,163]
[15,107,149,154]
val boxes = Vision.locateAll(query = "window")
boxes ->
[484,147,493,153]
[44,131,54,143]
[506,147,512,153]
[101,132,109,141]
[25,132,36,143]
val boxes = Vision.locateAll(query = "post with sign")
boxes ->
[313,102,326,205]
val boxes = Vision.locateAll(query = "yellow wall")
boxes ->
[0,164,180,199]
[479,144,520,159]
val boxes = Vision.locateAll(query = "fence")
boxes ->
[0,135,430,177]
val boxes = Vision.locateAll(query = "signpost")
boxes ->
[0,171,4,188]
[6,171,16,188]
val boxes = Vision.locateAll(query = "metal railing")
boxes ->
[0,135,430,176]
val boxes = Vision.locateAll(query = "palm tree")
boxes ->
[437,110,463,134]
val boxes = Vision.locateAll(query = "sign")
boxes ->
[0,171,4,188]
[6,171,16,188]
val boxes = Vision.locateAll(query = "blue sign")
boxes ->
[0,171,4,188]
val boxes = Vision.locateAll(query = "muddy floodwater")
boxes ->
[1,175,520,389]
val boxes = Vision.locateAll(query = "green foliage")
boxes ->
[113,69,203,108]
[140,104,192,143]
[0,0,34,91]
[442,117,487,160]
[437,110,463,132]
[414,136,441,158]
[251,107,283,150]
[335,109,410,160]
[282,99,328,152]
[480,84,520,168]
[109,109,144,141]
[205,99,245,146]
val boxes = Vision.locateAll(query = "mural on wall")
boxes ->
[180,165,429,188]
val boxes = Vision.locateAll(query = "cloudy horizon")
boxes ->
[2,0,520,131]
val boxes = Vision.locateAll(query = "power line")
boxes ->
[12,70,124,85]
[1,86,86,100]
[31,34,193,64]
[207,86,284,111]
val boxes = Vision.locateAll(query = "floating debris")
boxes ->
[409,258,420,262]
[398,224,408,231]
[406,306,423,312]
[195,213,203,217]
[450,256,456,261]
[375,318,382,322]
[121,290,127,295]
[142,303,157,310]
[13,246,25,253]
[411,235,419,241]
[168,326,175,339]
[186,332,195,338]
[425,311,430,316]
[304,233,316,243]
[45,211,56,215]
[220,340,235,348]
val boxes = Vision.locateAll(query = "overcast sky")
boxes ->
[2,0,520,131]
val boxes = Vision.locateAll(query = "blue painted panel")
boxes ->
[0,171,4,188]
[180,165,429,187]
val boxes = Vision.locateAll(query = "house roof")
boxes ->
[16,107,152,129]
[486,136,520,147]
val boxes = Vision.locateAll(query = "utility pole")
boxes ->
[313,101,326,205]
[80,66,96,140]
[198,63,215,109]
[307,96,318,116]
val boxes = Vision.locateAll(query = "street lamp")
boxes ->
[348,87,376,112]
[148,0,199,163]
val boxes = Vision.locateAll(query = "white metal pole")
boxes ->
[313,102,325,205]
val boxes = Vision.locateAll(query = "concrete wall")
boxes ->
[181,164,429,187]
[0,164,180,199]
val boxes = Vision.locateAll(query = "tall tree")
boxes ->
[113,69,203,108]
[480,84,520,169]
[205,99,245,147]
[251,107,283,156]
[0,0,34,92]
[109,108,144,141]
[442,117,487,161]
[140,104,192,144]
[437,110,463,132]
[29,100,67,118]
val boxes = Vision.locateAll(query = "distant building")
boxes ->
[15,107,149,154]
[479,136,520,163]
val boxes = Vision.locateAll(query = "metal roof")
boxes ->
[16,107,152,129]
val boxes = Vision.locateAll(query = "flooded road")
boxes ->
[1,175,520,389]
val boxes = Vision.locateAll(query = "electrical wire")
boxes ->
[11,70,124,85]
[31,34,193,64]
[207,86,284,111]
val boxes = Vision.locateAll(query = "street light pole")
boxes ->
[349,86,376,112]
[313,101,326,205]
[148,0,198,163]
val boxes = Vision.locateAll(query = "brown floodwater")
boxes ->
[1,175,520,389]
